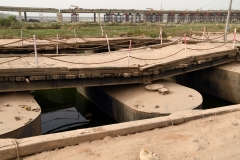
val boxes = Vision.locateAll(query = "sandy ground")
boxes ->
[23,110,240,160]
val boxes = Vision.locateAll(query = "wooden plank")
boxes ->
[0,67,68,73]
[0,71,76,77]
[141,49,237,72]
[69,66,138,71]
[29,76,46,81]
[66,75,76,79]
[16,77,25,81]
[141,57,193,71]
[52,75,59,80]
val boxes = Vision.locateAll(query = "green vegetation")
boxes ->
[0,15,17,27]
[0,20,239,39]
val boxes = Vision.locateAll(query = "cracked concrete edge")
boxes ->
[1,105,240,160]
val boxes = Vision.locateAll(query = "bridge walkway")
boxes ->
[0,35,239,92]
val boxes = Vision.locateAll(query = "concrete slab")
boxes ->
[77,80,202,122]
[0,92,41,138]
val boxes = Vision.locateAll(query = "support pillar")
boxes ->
[24,12,27,21]
[57,12,63,22]
[133,13,136,23]
[94,13,96,22]
[98,12,100,23]
[18,12,22,22]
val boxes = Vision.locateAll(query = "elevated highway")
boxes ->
[1,5,240,23]
[0,6,59,22]
[60,8,240,14]
[0,6,58,12]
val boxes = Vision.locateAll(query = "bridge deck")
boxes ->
[0,37,239,92]
[0,37,169,54]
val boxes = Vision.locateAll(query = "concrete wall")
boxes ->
[77,87,161,122]
[0,92,42,139]
[0,115,41,139]
[41,88,76,104]
[175,63,240,104]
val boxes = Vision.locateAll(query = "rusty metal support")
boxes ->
[71,13,79,22]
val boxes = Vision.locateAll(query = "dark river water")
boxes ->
[32,88,233,135]
[32,88,116,134]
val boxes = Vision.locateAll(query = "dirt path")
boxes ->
[24,110,240,160]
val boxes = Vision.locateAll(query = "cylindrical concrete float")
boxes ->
[175,62,240,104]
[77,80,202,122]
[0,92,41,138]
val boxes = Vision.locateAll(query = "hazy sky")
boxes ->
[1,0,240,16]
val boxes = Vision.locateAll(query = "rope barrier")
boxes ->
[0,37,33,46]
[40,48,184,65]
[42,55,128,65]
[190,34,225,41]
[0,54,31,65]
[12,140,20,160]
[190,30,234,41]
[186,41,231,51]
[130,48,184,61]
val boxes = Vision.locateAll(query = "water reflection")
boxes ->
[32,88,116,135]
[41,107,89,134]
[201,93,233,109]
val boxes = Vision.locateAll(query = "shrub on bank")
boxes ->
[0,15,17,27]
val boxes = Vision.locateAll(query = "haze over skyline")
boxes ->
[0,0,240,16]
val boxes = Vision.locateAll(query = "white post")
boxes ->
[74,28,77,43]
[190,28,192,37]
[128,40,132,66]
[21,29,23,46]
[101,25,104,37]
[224,0,233,41]
[56,34,59,54]
[105,34,111,52]
[159,27,162,44]
[184,34,187,57]
[33,35,38,67]
[98,12,100,23]
[233,28,236,49]
[202,26,206,41]
[18,11,22,22]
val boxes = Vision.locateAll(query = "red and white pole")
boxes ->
[21,29,23,46]
[33,35,38,67]
[101,25,104,37]
[56,34,59,54]
[159,27,162,44]
[184,34,187,57]
[128,40,132,66]
[202,26,206,41]
[105,34,111,52]
[233,28,236,49]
